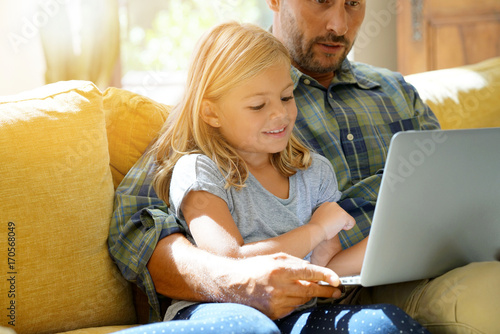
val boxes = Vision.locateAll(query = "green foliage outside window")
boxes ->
[121,0,272,74]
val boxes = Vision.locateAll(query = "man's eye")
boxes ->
[249,103,265,111]
[315,0,328,3]
[346,1,360,6]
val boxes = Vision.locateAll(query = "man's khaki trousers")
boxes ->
[349,262,500,334]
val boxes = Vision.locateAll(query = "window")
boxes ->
[119,0,272,104]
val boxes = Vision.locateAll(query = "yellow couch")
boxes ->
[1,57,498,334]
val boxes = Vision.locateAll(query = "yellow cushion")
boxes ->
[0,81,136,334]
[57,325,138,334]
[405,57,500,130]
[103,88,171,189]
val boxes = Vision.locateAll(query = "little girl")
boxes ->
[147,21,429,334]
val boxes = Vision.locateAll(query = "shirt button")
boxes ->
[347,134,354,141]
[304,79,311,85]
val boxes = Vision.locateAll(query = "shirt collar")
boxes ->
[291,58,380,90]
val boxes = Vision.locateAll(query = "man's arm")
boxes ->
[148,233,343,320]
[109,152,343,321]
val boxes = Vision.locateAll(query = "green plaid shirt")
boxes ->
[291,60,440,248]
[108,59,440,322]
[108,152,183,322]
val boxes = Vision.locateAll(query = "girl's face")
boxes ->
[214,63,297,163]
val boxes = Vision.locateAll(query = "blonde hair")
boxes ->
[152,22,312,203]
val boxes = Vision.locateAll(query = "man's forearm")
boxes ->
[147,233,230,302]
[147,233,344,319]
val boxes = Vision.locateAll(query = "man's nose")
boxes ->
[325,3,349,36]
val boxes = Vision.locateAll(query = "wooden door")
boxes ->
[397,0,500,75]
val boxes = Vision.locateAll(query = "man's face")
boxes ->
[275,0,366,75]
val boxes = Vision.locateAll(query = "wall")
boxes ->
[0,0,46,95]
[352,0,398,71]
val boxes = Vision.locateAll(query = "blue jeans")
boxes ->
[116,302,430,334]
[115,303,278,334]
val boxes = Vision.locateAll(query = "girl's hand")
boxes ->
[309,202,355,241]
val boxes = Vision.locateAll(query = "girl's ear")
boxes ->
[200,100,221,128]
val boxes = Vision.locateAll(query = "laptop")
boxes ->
[339,127,500,286]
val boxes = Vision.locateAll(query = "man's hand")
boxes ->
[148,234,343,320]
[215,252,343,319]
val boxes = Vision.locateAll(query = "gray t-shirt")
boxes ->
[170,152,342,246]
[164,152,341,321]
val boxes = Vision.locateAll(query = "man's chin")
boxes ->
[300,60,343,74]
[303,52,345,73]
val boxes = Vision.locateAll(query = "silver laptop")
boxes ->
[340,127,500,286]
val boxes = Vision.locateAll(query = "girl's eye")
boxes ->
[281,96,294,103]
[346,1,360,6]
[315,0,328,3]
[249,103,265,111]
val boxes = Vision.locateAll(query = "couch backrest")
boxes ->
[405,57,500,130]
[0,81,136,334]
[102,87,171,189]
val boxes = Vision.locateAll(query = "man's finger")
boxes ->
[285,261,340,287]
[299,280,343,299]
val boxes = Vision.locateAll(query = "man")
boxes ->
[109,0,499,333]
[265,0,499,333]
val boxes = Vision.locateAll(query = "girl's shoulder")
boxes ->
[174,154,222,179]
[302,152,337,183]
[176,153,217,169]
[171,154,227,195]
[309,152,335,172]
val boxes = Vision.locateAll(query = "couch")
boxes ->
[1,57,499,334]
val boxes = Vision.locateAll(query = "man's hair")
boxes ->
[151,21,312,203]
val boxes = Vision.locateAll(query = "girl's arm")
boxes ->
[310,235,343,267]
[322,237,368,277]
[181,191,353,259]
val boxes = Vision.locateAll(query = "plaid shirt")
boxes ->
[291,60,440,247]
[108,59,440,322]
[108,152,183,322]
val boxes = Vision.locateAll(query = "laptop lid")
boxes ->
[358,127,500,287]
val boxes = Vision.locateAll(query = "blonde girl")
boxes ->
[138,21,427,334]
[153,21,355,273]
[112,20,432,334]
[151,20,356,318]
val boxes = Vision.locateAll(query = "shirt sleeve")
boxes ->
[169,154,229,222]
[108,152,184,323]
[312,153,342,207]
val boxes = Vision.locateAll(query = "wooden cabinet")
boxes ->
[397,0,500,75]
